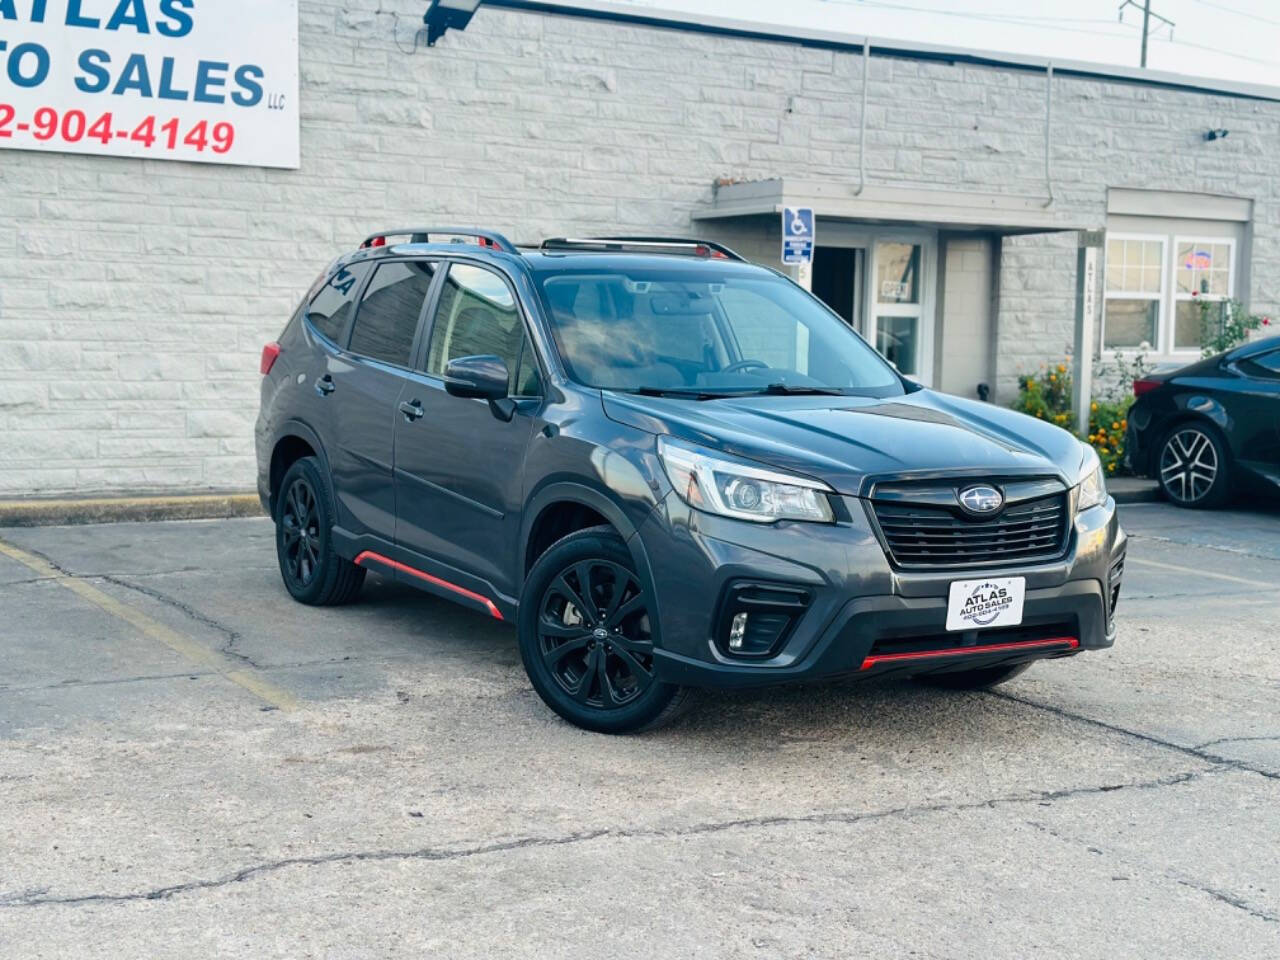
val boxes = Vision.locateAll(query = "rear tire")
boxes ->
[915,662,1033,690]
[275,456,366,606]
[518,527,694,734]
[1157,422,1231,509]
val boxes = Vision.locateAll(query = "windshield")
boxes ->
[535,268,905,397]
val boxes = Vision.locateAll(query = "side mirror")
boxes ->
[444,355,515,421]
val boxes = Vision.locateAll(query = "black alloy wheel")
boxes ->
[1158,423,1230,508]
[280,475,321,588]
[519,528,693,733]
[538,558,655,710]
[274,456,366,606]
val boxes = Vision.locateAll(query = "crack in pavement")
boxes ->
[0,768,1214,909]
[989,691,1280,781]
[0,654,378,696]
[94,574,261,668]
[1176,879,1280,925]
[0,541,266,670]
[1023,820,1280,926]
[1194,735,1280,750]
[1125,532,1280,565]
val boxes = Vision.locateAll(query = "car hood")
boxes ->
[602,388,1084,496]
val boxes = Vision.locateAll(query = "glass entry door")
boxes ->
[871,241,925,379]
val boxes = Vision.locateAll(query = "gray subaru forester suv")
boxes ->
[256,230,1126,733]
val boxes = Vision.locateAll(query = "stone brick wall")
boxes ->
[1,0,1277,494]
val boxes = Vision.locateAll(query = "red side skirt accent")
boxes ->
[860,636,1079,671]
[354,551,503,620]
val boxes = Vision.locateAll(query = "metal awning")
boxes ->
[693,178,1099,235]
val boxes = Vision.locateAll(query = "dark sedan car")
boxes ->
[1127,336,1280,508]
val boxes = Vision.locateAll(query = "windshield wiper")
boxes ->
[630,387,739,400]
[752,383,849,396]
[628,384,849,400]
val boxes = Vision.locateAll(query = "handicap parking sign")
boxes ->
[782,207,815,265]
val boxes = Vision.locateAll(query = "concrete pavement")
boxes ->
[0,502,1277,958]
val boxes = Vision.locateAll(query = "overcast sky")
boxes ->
[605,0,1280,87]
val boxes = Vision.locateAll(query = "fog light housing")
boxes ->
[715,581,812,659]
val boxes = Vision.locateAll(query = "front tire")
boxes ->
[518,527,693,734]
[275,456,365,606]
[1157,422,1231,509]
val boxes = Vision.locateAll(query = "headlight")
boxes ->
[1076,444,1107,512]
[658,437,835,523]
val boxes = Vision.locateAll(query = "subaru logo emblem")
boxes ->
[959,485,1004,515]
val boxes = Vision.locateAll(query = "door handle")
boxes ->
[399,399,425,422]
[315,375,336,397]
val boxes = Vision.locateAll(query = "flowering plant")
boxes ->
[1012,363,1074,430]
[1013,360,1135,476]
[1193,295,1271,358]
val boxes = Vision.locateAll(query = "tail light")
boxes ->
[260,342,281,375]
[1133,378,1161,397]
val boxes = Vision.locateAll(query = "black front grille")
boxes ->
[872,492,1069,568]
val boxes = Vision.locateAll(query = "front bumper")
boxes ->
[637,492,1125,689]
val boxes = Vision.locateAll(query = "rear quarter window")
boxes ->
[307,261,372,344]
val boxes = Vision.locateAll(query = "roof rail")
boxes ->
[359,228,519,254]
[539,237,746,261]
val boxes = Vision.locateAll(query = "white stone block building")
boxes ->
[1,0,1276,496]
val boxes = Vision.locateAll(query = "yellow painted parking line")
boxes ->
[0,536,300,712]
[1126,555,1273,590]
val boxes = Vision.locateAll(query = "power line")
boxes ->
[1190,0,1280,28]
[816,0,1278,69]
[1152,34,1280,67]
[818,0,1147,39]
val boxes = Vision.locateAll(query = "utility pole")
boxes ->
[1119,0,1174,68]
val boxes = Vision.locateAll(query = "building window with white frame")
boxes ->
[1102,236,1164,351]
[1102,229,1239,356]
[1173,239,1234,353]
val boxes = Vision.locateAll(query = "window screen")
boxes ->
[427,264,530,393]
[349,261,438,367]
[307,261,372,344]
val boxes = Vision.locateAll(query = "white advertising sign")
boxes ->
[0,1,299,168]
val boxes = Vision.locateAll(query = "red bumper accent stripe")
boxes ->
[860,636,1079,671]
[354,551,503,620]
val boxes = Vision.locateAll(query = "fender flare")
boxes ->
[267,419,333,514]
[1163,396,1236,458]
[518,481,657,599]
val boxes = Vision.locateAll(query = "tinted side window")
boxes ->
[349,261,438,367]
[426,264,529,393]
[1239,349,1280,381]
[515,338,543,398]
[307,261,372,344]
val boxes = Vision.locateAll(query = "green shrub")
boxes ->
[1012,362,1074,431]
[1012,360,1134,477]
